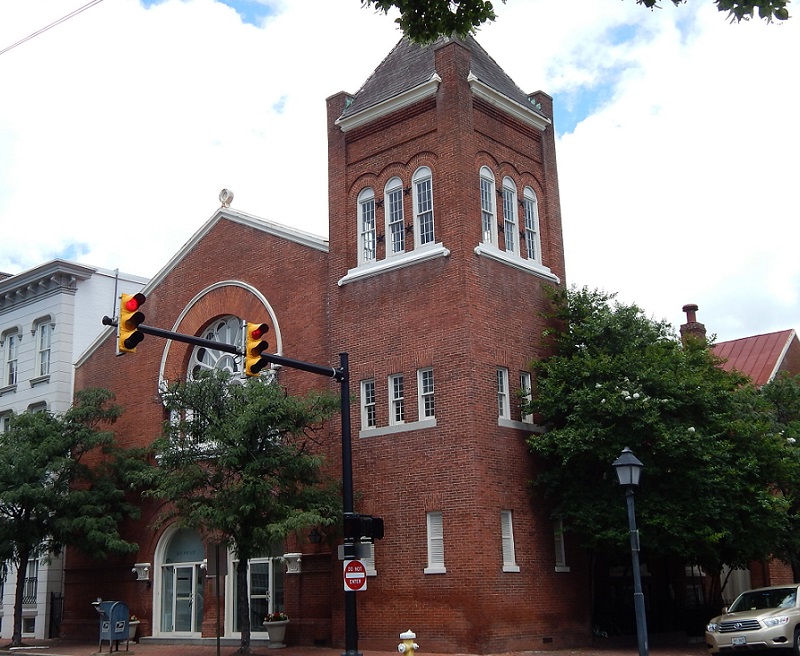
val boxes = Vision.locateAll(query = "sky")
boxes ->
[0,0,797,342]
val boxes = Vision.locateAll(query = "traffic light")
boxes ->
[343,512,384,542]
[245,322,270,376]
[118,293,146,354]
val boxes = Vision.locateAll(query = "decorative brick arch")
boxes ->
[158,280,280,384]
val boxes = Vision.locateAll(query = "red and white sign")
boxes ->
[343,559,367,591]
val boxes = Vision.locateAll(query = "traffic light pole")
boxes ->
[103,316,357,654]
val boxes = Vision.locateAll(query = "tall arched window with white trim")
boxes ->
[502,177,518,255]
[385,177,405,256]
[358,188,376,264]
[523,186,541,262]
[479,166,497,245]
[412,167,434,247]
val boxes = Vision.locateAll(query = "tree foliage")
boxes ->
[362,0,789,43]
[525,287,789,584]
[145,371,340,655]
[0,389,141,647]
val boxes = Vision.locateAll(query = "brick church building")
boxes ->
[64,36,590,652]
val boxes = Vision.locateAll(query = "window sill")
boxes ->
[360,418,436,439]
[474,243,560,283]
[0,384,16,397]
[424,566,447,575]
[555,565,571,573]
[502,565,521,573]
[339,244,450,286]
[30,375,50,388]
[498,417,545,433]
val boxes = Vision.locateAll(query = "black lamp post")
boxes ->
[612,447,649,656]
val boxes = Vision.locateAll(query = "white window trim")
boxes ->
[424,511,446,574]
[497,368,510,420]
[4,331,19,388]
[361,379,377,430]
[385,177,405,257]
[417,368,435,421]
[339,242,450,286]
[359,417,436,439]
[358,188,377,265]
[502,177,519,256]
[412,167,435,248]
[501,510,520,573]
[474,242,559,283]
[519,371,533,423]
[389,374,405,426]
[480,166,498,245]
[523,186,542,263]
[35,321,53,378]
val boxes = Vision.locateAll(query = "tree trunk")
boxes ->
[11,546,31,647]
[235,559,251,655]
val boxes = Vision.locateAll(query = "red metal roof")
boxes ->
[712,329,796,386]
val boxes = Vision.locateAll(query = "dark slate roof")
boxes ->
[713,329,797,386]
[340,35,545,121]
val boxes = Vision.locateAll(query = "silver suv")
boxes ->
[706,584,800,653]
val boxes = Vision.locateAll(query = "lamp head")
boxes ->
[613,446,644,487]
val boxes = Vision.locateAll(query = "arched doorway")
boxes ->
[154,527,205,637]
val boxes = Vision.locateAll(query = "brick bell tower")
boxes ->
[323,37,588,652]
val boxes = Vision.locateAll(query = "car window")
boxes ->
[730,589,796,612]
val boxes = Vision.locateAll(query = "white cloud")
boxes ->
[0,0,797,341]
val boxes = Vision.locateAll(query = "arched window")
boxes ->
[479,166,497,245]
[384,177,405,256]
[358,188,376,264]
[501,177,518,255]
[523,187,541,262]
[187,316,243,380]
[412,167,434,247]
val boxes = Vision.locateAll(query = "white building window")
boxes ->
[385,177,405,256]
[412,167,434,247]
[361,379,376,429]
[389,374,405,425]
[479,166,497,245]
[501,510,519,572]
[417,368,435,420]
[502,177,519,255]
[0,414,10,433]
[497,368,510,419]
[36,322,52,377]
[554,517,570,572]
[5,332,19,386]
[424,511,446,574]
[523,186,541,262]
[358,188,377,264]
[519,371,533,423]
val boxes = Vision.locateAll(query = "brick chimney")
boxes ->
[680,303,707,342]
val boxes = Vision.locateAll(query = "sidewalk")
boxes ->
[0,638,710,656]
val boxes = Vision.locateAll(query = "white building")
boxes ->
[0,260,147,640]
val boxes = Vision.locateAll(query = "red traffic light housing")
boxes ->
[118,293,146,354]
[245,322,270,376]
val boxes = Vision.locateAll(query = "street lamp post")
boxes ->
[612,447,649,656]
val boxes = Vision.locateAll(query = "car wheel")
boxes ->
[793,628,800,656]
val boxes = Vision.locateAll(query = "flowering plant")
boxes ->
[264,612,289,622]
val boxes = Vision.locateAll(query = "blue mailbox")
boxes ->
[93,600,130,652]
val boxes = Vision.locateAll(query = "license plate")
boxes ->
[731,637,747,646]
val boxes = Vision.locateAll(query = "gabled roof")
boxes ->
[712,329,798,386]
[339,35,547,123]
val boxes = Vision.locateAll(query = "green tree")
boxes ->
[525,287,788,594]
[146,371,340,656]
[760,373,800,579]
[0,389,141,647]
[363,0,789,43]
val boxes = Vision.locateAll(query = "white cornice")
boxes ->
[336,73,442,133]
[467,73,551,132]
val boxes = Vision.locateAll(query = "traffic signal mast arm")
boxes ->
[101,318,345,381]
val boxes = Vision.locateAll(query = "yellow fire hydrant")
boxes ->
[398,630,419,656]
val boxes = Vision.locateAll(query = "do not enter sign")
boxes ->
[343,559,367,592]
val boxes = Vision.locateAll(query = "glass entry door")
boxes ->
[162,563,204,634]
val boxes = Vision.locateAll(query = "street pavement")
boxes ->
[0,637,710,656]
